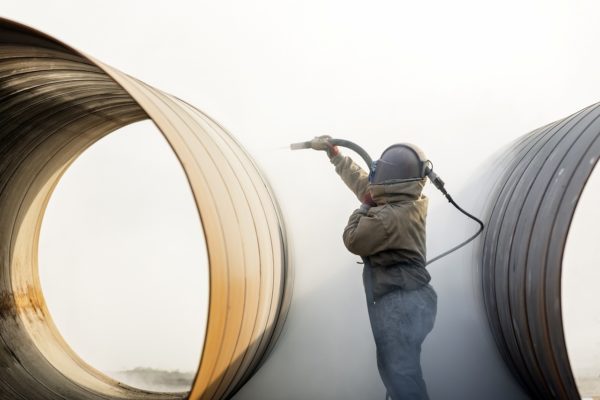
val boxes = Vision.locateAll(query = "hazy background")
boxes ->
[2,0,599,395]
[38,122,208,377]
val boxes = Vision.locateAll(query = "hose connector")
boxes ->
[426,167,448,196]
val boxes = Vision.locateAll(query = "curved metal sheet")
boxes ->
[482,102,600,399]
[0,17,291,400]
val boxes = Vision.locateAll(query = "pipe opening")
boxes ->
[563,161,600,399]
[38,120,208,393]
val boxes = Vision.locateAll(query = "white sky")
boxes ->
[2,0,600,390]
[563,167,600,379]
[38,122,208,373]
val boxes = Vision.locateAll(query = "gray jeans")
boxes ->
[363,265,437,400]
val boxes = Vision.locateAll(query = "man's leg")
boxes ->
[365,282,437,400]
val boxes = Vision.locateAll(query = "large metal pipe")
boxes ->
[481,103,600,399]
[0,18,291,400]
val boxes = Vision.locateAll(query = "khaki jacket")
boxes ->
[331,154,431,297]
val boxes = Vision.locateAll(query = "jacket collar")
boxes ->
[369,179,426,205]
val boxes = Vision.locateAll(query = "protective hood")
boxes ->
[369,179,426,205]
[332,154,428,269]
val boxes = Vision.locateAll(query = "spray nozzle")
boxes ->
[290,140,313,150]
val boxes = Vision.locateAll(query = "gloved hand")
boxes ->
[310,135,339,158]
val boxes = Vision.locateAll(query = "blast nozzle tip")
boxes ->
[290,141,312,150]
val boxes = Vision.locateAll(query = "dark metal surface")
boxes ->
[0,18,291,400]
[482,103,600,399]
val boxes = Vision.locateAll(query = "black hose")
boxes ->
[426,194,485,265]
[327,138,485,265]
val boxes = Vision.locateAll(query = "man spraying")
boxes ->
[305,135,438,400]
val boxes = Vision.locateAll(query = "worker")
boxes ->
[311,136,438,400]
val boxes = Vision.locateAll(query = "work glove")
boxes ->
[310,135,339,158]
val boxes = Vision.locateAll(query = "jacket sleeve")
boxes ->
[330,154,369,202]
[342,207,390,256]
